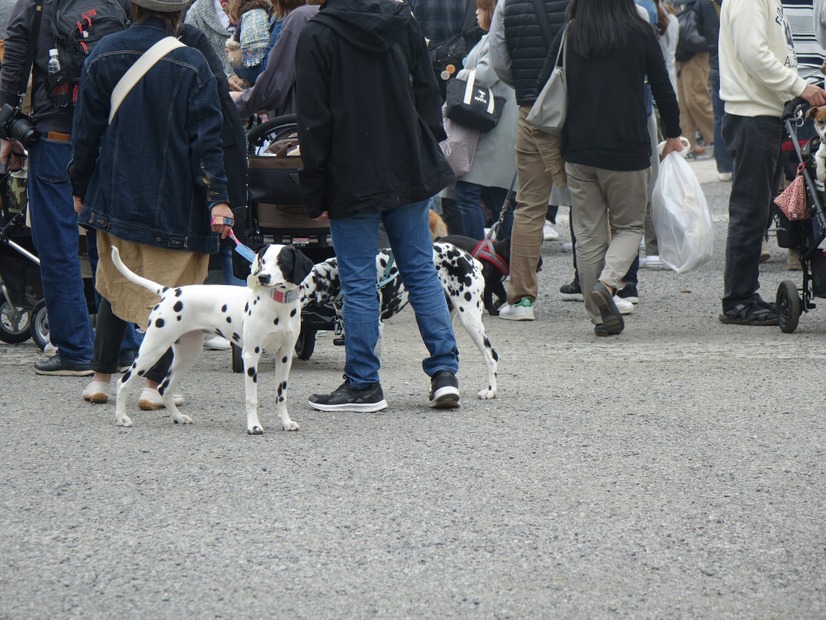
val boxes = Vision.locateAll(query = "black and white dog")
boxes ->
[110,244,313,434]
[300,242,498,399]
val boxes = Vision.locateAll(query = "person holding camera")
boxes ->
[0,0,106,375]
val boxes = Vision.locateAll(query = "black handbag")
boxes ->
[444,69,505,133]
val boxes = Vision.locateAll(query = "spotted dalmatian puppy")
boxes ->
[301,242,498,399]
[109,244,313,434]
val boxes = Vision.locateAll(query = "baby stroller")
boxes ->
[0,202,96,349]
[230,114,339,371]
[773,98,826,333]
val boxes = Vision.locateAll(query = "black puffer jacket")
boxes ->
[503,0,569,105]
[295,0,453,220]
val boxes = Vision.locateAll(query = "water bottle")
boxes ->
[47,48,70,108]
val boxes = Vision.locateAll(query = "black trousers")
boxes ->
[92,297,171,383]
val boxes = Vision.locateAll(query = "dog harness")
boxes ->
[471,240,509,277]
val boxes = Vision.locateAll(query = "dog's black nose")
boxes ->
[258,274,271,285]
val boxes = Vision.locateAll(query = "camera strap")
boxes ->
[17,0,45,105]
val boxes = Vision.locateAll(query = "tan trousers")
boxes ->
[677,53,714,150]
[566,163,650,323]
[509,105,566,304]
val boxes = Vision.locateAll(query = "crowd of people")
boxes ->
[1,0,826,411]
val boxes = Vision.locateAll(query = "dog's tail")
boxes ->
[110,246,166,295]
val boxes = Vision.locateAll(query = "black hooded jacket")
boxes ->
[295,0,454,219]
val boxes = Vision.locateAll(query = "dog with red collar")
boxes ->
[109,243,313,435]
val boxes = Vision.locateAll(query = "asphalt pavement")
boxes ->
[1,155,825,618]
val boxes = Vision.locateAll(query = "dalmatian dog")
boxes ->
[301,242,498,399]
[110,244,314,434]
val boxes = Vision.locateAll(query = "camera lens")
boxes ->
[10,118,39,147]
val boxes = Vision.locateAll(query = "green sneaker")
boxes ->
[499,297,535,321]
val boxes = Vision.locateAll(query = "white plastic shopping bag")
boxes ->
[652,150,714,273]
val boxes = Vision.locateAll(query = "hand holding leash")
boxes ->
[210,203,234,239]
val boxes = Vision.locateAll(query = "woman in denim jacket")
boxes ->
[70,0,234,409]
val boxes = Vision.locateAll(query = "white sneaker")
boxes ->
[499,297,535,321]
[543,222,559,241]
[561,241,574,253]
[718,172,732,182]
[613,295,634,315]
[644,255,668,270]
[138,387,185,411]
[82,380,110,404]
[204,335,231,350]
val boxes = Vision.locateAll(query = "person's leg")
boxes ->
[453,180,487,239]
[27,139,94,367]
[507,106,561,305]
[439,196,464,236]
[328,212,382,388]
[481,185,510,239]
[566,162,608,325]
[91,297,128,376]
[722,114,783,313]
[644,112,660,257]
[600,168,649,290]
[383,200,459,378]
[710,70,733,175]
[220,243,246,286]
[683,53,715,146]
[677,63,699,151]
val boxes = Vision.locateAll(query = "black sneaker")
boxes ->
[719,302,778,326]
[34,355,93,376]
[616,283,639,304]
[591,282,624,335]
[559,278,584,301]
[308,379,387,412]
[429,370,460,408]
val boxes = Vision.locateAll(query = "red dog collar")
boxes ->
[472,240,509,277]
[270,288,299,303]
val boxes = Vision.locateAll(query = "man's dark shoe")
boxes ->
[719,302,778,326]
[429,370,460,408]
[591,282,624,335]
[34,355,93,376]
[594,322,622,337]
[308,379,387,412]
[617,283,639,304]
[559,278,584,301]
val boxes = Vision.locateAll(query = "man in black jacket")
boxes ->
[295,0,461,412]
[489,0,569,321]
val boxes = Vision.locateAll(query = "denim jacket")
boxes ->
[71,18,229,254]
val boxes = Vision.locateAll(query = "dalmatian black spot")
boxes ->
[155,318,165,328]
[162,287,169,293]
[464,292,472,302]
[174,288,183,297]
[255,346,261,353]
[177,315,182,321]
[281,356,287,363]
[122,370,132,383]
[232,332,240,342]
[137,370,145,376]
[290,309,296,317]
[244,302,249,313]
[173,301,183,312]
[222,304,228,313]
[226,316,232,323]
[247,367,256,377]
[274,317,279,325]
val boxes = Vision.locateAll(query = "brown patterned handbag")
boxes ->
[774,164,812,221]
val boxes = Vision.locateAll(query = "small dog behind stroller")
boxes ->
[773,98,826,332]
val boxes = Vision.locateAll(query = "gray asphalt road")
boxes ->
[1,157,825,619]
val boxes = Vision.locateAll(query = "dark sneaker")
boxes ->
[719,302,778,326]
[308,379,387,412]
[617,283,639,304]
[429,370,460,408]
[559,278,584,301]
[591,282,624,335]
[594,323,621,337]
[34,355,93,376]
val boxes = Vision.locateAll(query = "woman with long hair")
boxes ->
[541,0,683,336]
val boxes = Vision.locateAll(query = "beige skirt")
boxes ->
[96,231,209,330]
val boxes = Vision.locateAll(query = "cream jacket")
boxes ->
[719,0,807,117]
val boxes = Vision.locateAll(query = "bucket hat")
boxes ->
[131,0,190,12]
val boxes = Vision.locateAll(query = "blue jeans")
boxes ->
[220,244,246,286]
[722,114,783,310]
[28,138,94,363]
[329,201,459,388]
[711,71,733,175]
[454,182,513,240]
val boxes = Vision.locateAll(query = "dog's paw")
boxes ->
[116,414,133,427]
[172,414,193,425]
[282,419,300,431]
[477,388,497,400]
[247,425,264,435]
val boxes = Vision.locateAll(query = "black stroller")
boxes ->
[774,98,826,333]
[229,114,339,371]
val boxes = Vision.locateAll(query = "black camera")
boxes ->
[0,103,39,147]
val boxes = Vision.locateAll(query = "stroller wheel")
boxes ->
[777,280,802,334]
[0,300,33,344]
[30,300,50,351]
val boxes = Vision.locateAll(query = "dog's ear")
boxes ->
[278,245,315,285]
[809,106,821,121]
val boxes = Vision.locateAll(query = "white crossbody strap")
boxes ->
[109,37,186,124]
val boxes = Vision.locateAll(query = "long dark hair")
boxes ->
[130,4,184,33]
[566,0,652,59]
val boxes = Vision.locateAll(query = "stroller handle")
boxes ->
[782,97,810,121]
